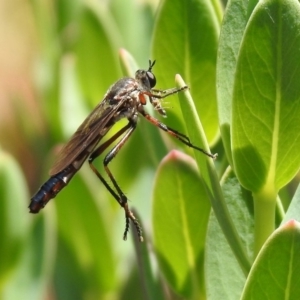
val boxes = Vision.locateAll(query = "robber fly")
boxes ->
[29,60,216,242]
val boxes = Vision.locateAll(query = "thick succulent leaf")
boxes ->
[241,220,300,299]
[206,168,254,300]
[232,0,300,193]
[177,75,252,274]
[282,183,300,224]
[152,150,210,298]
[75,6,120,105]
[9,213,57,300]
[0,150,29,284]
[217,0,252,165]
[152,0,221,143]
[55,167,117,295]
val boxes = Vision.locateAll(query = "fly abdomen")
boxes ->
[29,167,75,213]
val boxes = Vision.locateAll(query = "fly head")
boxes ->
[135,60,157,90]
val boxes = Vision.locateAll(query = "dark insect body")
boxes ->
[29,60,216,241]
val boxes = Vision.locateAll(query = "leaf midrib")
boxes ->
[265,3,282,191]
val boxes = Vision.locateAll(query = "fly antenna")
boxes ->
[148,59,156,72]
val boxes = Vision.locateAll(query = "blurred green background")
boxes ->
[0,0,211,300]
[0,0,222,299]
[4,0,300,299]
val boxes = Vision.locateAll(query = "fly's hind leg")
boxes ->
[88,116,143,241]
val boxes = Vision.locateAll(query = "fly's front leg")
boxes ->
[147,86,189,117]
[140,111,217,159]
[150,85,189,98]
[89,117,143,242]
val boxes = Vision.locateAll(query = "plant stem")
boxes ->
[253,188,277,257]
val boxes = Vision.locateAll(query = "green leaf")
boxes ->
[152,150,210,298]
[282,183,300,224]
[54,234,89,299]
[59,55,89,137]
[131,211,165,300]
[110,0,154,64]
[2,209,57,300]
[232,0,300,193]
[57,0,81,32]
[152,0,221,143]
[241,220,300,299]
[217,0,251,165]
[176,75,251,274]
[206,168,254,299]
[31,0,62,140]
[232,0,300,254]
[119,48,139,77]
[0,150,29,286]
[75,6,121,106]
[54,166,117,295]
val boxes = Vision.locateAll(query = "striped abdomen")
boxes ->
[29,166,76,213]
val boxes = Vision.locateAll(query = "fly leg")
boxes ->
[140,111,217,159]
[150,86,188,98]
[88,116,143,241]
[147,86,189,116]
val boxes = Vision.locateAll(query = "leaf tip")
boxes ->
[162,150,197,167]
[282,219,300,230]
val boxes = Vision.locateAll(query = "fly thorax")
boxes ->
[114,106,136,123]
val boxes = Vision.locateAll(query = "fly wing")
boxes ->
[49,88,129,176]
[49,100,115,175]
[49,78,135,176]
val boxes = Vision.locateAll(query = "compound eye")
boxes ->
[146,71,156,88]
